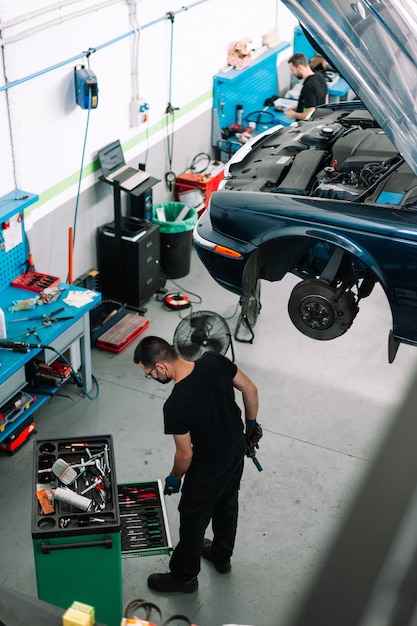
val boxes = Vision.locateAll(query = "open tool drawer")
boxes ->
[118,480,172,557]
[32,435,120,539]
[32,436,172,557]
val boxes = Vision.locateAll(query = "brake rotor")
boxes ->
[288,278,358,340]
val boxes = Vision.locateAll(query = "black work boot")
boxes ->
[201,538,232,574]
[147,572,198,593]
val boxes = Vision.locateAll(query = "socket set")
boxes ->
[118,481,172,557]
[32,435,120,539]
[12,270,61,292]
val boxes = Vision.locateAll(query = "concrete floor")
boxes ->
[1,247,417,626]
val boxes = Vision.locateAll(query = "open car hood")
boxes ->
[282,0,417,174]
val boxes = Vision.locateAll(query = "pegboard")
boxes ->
[212,42,291,150]
[0,236,26,291]
[0,191,39,292]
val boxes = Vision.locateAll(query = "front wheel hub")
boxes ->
[288,279,358,341]
[300,295,334,330]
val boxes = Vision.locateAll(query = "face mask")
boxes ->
[155,372,172,385]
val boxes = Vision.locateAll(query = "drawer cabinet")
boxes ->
[97,222,161,308]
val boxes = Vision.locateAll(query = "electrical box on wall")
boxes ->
[130,98,149,127]
[74,65,98,109]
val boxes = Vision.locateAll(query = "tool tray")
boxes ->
[96,313,150,354]
[32,435,120,539]
[118,480,172,557]
[90,299,126,346]
[12,270,61,292]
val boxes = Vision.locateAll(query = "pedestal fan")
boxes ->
[173,310,234,361]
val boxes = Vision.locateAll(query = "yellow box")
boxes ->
[62,607,91,626]
[71,601,95,624]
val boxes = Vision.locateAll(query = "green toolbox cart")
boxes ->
[32,435,123,626]
[32,435,172,626]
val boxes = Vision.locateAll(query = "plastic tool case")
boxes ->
[95,312,150,353]
[89,298,126,346]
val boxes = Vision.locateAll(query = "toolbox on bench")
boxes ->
[11,270,61,292]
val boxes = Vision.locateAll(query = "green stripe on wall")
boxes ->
[24,88,213,219]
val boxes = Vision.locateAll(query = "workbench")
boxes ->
[0,190,101,446]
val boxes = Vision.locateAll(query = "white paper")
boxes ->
[4,213,23,252]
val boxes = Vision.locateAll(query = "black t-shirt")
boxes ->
[297,72,327,113]
[163,352,243,452]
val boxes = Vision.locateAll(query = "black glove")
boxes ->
[164,474,181,495]
[246,419,263,449]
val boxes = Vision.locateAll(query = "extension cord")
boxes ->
[164,293,191,310]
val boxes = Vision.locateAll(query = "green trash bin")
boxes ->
[153,202,198,279]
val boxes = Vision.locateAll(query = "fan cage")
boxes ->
[173,310,232,362]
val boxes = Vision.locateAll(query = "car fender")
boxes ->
[258,223,387,287]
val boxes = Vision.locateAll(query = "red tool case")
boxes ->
[95,313,149,353]
[174,160,225,215]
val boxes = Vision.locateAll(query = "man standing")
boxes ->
[133,336,261,593]
[286,52,328,121]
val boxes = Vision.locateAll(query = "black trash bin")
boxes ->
[153,202,198,279]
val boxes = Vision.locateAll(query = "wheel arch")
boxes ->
[256,226,387,284]
[243,225,393,314]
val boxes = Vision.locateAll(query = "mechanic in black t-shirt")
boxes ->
[286,52,328,121]
[133,335,260,594]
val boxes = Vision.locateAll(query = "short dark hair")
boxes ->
[133,335,178,366]
[288,52,309,67]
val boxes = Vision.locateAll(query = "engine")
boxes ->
[225,106,417,207]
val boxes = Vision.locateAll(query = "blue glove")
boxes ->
[164,474,181,495]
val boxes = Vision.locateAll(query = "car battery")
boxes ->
[32,435,123,626]
[174,160,225,215]
[118,480,172,557]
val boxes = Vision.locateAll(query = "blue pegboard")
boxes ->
[0,191,39,292]
[212,42,291,151]
[293,26,317,60]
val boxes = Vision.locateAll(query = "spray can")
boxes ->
[236,104,243,127]
[0,308,7,339]
[54,487,92,511]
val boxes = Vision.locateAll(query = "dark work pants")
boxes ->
[169,435,246,581]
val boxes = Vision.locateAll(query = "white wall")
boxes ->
[0,0,297,278]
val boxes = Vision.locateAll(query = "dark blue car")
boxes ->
[194,0,417,362]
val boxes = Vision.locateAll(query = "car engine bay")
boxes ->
[225,106,417,208]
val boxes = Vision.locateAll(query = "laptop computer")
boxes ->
[97,139,151,191]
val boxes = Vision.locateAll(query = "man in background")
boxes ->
[286,52,328,121]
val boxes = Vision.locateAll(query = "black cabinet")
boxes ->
[97,222,160,308]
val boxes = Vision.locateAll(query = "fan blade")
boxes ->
[176,341,203,359]
[203,337,226,353]
[190,314,213,332]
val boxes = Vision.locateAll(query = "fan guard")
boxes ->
[173,310,234,361]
